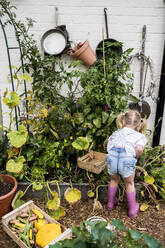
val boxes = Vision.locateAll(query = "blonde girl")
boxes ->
[106,110,147,218]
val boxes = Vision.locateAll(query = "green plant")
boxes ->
[0,132,9,171]
[0,0,138,184]
[135,145,165,205]
[49,219,162,248]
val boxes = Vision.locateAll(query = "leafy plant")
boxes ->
[49,219,162,248]
[0,132,9,171]
[0,0,138,184]
[135,145,165,204]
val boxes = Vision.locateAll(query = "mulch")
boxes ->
[0,198,165,248]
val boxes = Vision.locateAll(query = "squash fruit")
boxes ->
[36,223,61,247]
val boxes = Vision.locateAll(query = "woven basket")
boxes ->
[77,151,107,174]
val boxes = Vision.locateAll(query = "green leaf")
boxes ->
[143,234,162,248]
[111,219,125,231]
[128,94,139,103]
[99,228,113,246]
[129,229,142,240]
[6,156,25,174]
[93,118,101,128]
[49,207,66,221]
[8,125,28,148]
[72,225,81,237]
[11,190,25,209]
[72,137,89,150]
[102,111,109,124]
[20,73,32,82]
[73,240,87,248]
[3,91,20,108]
[32,182,43,191]
[144,175,155,184]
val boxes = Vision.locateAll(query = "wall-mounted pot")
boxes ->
[41,7,70,56]
[41,25,69,56]
[96,8,122,59]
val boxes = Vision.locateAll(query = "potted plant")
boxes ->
[0,174,17,218]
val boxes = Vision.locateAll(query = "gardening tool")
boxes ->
[129,25,151,119]
[41,7,69,56]
[96,8,122,59]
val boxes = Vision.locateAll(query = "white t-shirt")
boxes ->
[107,127,147,157]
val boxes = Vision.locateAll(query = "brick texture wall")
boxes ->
[0,0,165,143]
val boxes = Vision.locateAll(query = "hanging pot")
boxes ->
[129,100,151,119]
[41,8,69,56]
[96,8,122,59]
[70,40,96,66]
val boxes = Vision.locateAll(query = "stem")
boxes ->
[8,109,13,131]
[48,180,61,207]
[46,181,53,196]
[146,151,165,167]
[95,184,107,201]
[22,183,32,197]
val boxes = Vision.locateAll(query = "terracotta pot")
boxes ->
[70,40,96,66]
[0,174,17,218]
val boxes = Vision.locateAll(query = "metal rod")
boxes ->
[6,10,29,116]
[139,25,146,98]
[104,8,109,39]
[152,43,165,146]
[0,18,18,130]
[8,46,20,49]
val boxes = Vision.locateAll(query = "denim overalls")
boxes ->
[106,147,137,178]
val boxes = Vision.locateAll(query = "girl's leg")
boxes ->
[107,174,120,211]
[123,174,135,193]
[123,174,139,218]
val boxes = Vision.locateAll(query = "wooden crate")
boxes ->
[77,151,107,174]
[2,200,72,248]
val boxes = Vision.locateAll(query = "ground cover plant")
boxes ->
[49,219,162,248]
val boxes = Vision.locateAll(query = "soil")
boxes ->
[0,198,165,248]
[0,182,13,197]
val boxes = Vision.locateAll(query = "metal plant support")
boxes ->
[0,11,28,130]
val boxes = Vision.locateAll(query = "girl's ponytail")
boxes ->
[116,113,124,129]
[139,118,147,134]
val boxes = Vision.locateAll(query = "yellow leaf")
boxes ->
[56,163,60,168]
[140,204,149,211]
[64,187,81,204]
[26,96,32,100]
[141,190,145,197]
[50,129,59,139]
[66,160,70,169]
[144,175,154,185]
[87,190,95,198]
[156,204,160,211]
[43,108,48,118]
[152,184,158,192]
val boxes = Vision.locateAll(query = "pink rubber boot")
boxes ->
[126,191,139,218]
[107,185,118,211]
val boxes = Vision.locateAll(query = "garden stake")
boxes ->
[102,28,106,78]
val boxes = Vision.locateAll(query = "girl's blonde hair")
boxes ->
[116,110,147,134]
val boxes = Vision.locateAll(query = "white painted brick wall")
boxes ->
[0,0,165,143]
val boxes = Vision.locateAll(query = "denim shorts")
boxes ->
[106,147,137,178]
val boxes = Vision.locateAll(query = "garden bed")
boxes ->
[0,197,165,247]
